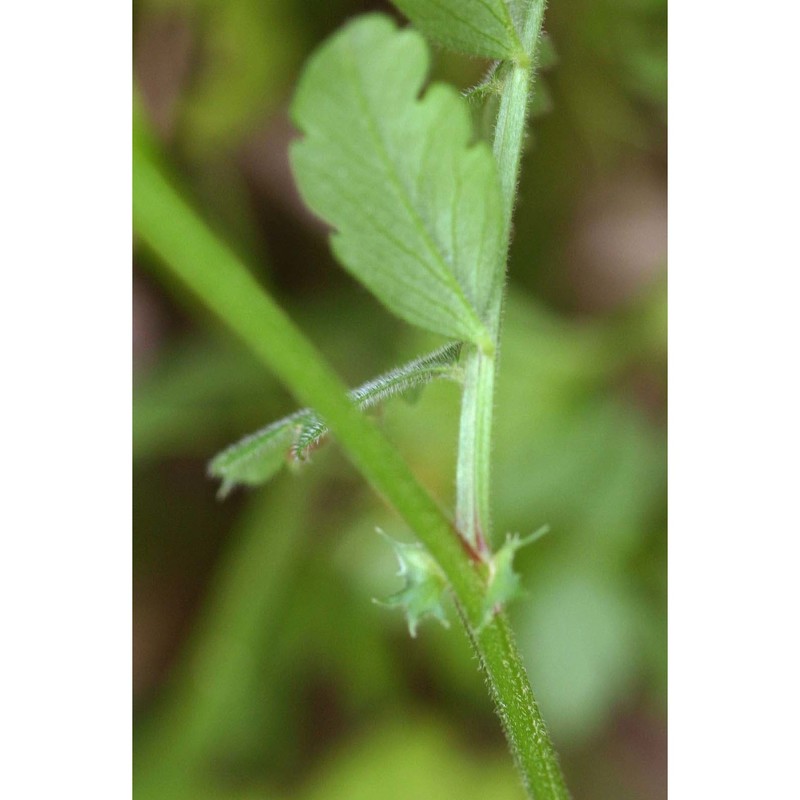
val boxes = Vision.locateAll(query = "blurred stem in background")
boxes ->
[135,475,315,799]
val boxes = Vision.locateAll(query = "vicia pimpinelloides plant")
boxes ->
[135,2,571,797]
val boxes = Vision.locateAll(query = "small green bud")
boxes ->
[479,526,550,630]
[375,530,450,638]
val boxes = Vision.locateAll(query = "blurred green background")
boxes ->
[133,1,666,798]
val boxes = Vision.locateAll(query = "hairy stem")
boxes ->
[494,1,549,227]
[455,0,549,553]
[477,613,570,799]
[456,1,571,797]
[455,342,494,554]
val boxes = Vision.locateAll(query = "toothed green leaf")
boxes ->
[480,526,550,628]
[376,532,450,637]
[209,343,462,494]
[390,0,524,60]
[290,15,503,352]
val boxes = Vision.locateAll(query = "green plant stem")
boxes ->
[455,0,549,555]
[134,480,310,799]
[455,343,494,554]
[476,614,570,799]
[494,1,549,226]
[456,1,571,797]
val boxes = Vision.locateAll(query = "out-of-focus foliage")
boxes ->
[133,0,666,798]
[135,0,301,154]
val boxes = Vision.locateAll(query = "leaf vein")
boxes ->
[342,33,484,331]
